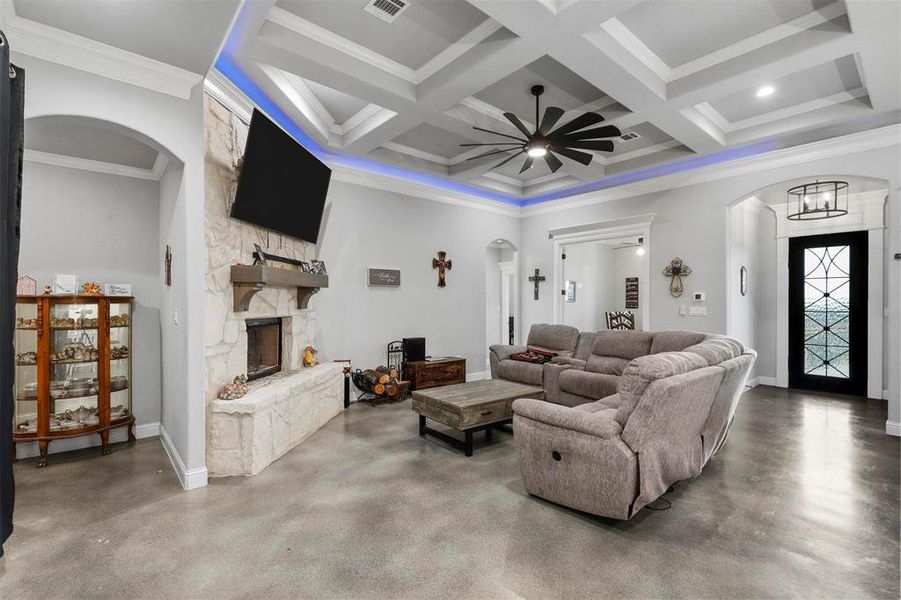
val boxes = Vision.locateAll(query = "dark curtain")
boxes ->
[0,28,24,557]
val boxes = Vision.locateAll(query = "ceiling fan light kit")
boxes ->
[460,84,621,174]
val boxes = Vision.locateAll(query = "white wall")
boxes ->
[728,198,777,380]
[17,162,161,455]
[315,179,520,377]
[16,53,208,486]
[560,241,612,331]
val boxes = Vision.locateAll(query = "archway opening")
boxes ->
[485,239,519,362]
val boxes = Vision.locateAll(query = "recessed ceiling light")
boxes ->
[756,86,775,98]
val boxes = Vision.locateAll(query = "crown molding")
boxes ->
[3,13,202,100]
[25,149,163,181]
[522,123,901,216]
[205,69,254,125]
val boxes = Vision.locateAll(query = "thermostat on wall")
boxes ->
[693,292,706,302]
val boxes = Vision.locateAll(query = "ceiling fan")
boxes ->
[460,85,621,174]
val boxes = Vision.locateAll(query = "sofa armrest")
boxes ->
[489,344,527,378]
[550,357,587,368]
[542,362,574,404]
[513,398,623,439]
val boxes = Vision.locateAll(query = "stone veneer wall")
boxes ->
[204,94,318,459]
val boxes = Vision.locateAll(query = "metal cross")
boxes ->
[528,268,546,300]
[663,257,692,297]
[432,250,452,287]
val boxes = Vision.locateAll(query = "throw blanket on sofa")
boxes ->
[510,348,557,364]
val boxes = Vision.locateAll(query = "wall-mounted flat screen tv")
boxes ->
[230,109,331,244]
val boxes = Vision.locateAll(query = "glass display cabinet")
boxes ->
[14,294,135,467]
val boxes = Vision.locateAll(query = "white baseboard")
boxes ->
[467,370,490,382]
[16,420,159,459]
[160,425,208,490]
[746,376,778,388]
[886,420,900,437]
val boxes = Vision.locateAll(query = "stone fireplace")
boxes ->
[204,93,343,477]
[246,317,282,381]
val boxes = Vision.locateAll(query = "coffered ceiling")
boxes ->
[220,0,898,202]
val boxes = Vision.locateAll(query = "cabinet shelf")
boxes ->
[14,294,135,466]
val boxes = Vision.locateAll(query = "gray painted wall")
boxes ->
[314,180,520,377]
[18,162,162,453]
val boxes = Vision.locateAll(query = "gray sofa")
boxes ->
[512,336,755,519]
[491,325,706,406]
[489,324,579,387]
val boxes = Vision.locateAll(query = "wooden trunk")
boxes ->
[403,358,466,391]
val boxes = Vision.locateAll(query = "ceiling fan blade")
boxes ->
[551,146,593,165]
[503,112,533,138]
[549,112,604,138]
[491,151,525,171]
[519,156,534,174]
[544,152,564,173]
[564,140,615,152]
[466,148,516,161]
[538,107,565,135]
[561,125,621,141]
[459,142,522,147]
[472,126,527,142]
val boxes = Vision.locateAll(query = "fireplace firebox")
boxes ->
[246,318,282,381]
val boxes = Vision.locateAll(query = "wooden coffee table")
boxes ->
[412,379,544,456]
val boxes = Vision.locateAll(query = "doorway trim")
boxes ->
[548,214,655,328]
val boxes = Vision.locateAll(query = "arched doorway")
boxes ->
[726,175,888,398]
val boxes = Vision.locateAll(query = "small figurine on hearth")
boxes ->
[303,345,319,367]
[218,375,249,400]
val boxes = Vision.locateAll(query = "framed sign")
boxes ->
[625,277,639,309]
[368,268,401,287]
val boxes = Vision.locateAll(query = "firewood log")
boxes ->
[373,366,392,384]
[360,369,385,391]
[385,383,398,397]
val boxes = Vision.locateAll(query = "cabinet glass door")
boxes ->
[49,301,100,432]
[14,301,39,434]
[109,301,132,422]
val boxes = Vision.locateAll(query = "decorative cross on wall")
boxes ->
[432,250,452,287]
[663,257,692,297]
[528,268,546,300]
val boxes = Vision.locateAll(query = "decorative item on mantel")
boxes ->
[303,345,319,367]
[432,250,452,287]
[663,257,691,298]
[218,374,249,400]
[231,248,328,312]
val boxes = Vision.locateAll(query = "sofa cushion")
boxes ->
[559,369,620,401]
[497,359,544,386]
[527,324,580,354]
[592,330,654,360]
[614,352,708,426]
[684,337,743,366]
[585,355,630,375]
[650,330,706,354]
[596,392,621,409]
[573,404,618,422]
[572,332,597,361]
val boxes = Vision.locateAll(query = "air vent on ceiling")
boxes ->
[618,131,641,142]
[363,0,410,23]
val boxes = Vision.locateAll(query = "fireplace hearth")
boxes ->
[246,318,282,381]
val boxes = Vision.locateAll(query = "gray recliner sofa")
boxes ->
[489,324,579,386]
[512,336,755,520]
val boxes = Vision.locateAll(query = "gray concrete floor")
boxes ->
[1,386,898,599]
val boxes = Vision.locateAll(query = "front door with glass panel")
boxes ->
[788,231,867,396]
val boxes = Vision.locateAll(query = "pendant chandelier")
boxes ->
[786,180,849,220]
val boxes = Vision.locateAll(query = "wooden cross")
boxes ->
[528,268,546,300]
[663,257,692,298]
[432,250,452,287]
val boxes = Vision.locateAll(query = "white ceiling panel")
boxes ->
[392,123,478,159]
[709,55,862,122]
[26,116,158,170]
[304,79,370,124]
[275,0,490,70]
[618,0,831,67]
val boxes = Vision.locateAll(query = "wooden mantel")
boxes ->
[230,264,328,311]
